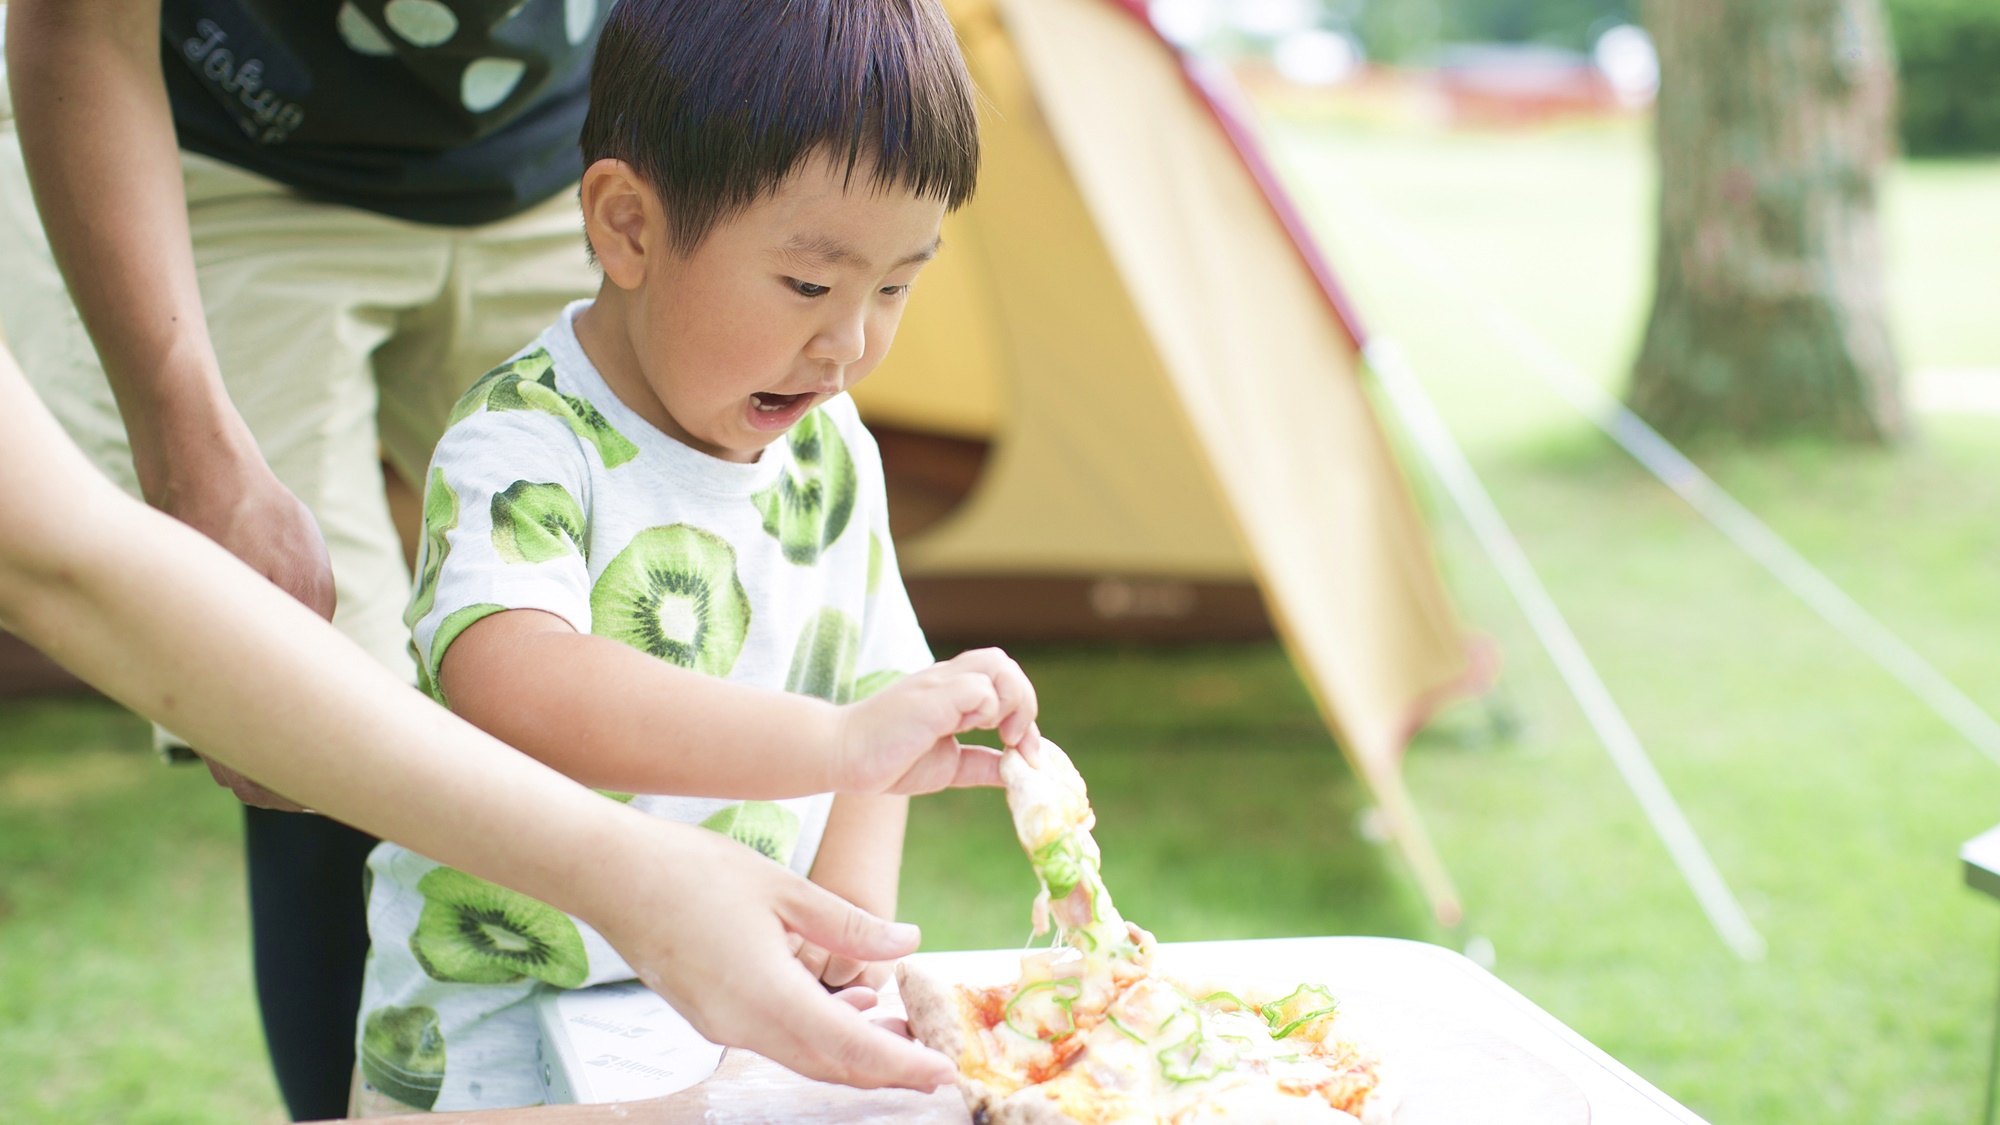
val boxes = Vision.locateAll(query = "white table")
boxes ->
[405,936,1711,1123]
[907,937,1709,1125]
[1960,824,2000,1124]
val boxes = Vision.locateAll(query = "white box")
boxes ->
[533,981,726,1104]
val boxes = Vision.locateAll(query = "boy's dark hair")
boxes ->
[581,0,981,254]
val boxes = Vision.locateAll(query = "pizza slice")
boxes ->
[900,742,1397,1124]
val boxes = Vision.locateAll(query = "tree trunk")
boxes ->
[1630,0,1903,442]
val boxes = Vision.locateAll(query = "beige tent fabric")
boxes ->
[851,0,1472,917]
[857,3,1248,580]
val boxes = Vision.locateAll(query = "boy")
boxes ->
[353,0,1022,1112]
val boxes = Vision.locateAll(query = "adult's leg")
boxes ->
[244,807,384,1118]
[374,185,600,488]
[182,152,454,1120]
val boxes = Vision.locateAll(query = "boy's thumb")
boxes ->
[784,884,923,964]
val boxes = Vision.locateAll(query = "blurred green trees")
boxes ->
[1346,0,2000,156]
[1886,0,2000,154]
[1354,0,1636,59]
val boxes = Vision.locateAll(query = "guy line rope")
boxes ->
[1368,337,1768,962]
[1336,174,2000,770]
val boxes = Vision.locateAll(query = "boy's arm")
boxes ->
[441,608,1033,798]
[799,793,910,989]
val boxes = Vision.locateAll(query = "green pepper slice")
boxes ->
[1262,983,1339,1040]
[1157,1028,1236,1084]
[1003,977,1084,1041]
[1033,834,1086,898]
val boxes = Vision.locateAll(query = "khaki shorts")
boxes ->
[0,110,598,682]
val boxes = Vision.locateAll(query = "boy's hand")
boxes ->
[834,648,1041,794]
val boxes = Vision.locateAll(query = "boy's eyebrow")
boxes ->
[779,234,943,271]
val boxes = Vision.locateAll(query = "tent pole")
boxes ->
[1368,338,1768,962]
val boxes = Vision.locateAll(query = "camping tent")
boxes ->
[854,0,1478,921]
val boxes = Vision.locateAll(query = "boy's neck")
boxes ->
[573,284,761,464]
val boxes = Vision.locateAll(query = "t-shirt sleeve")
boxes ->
[407,407,594,702]
[849,429,934,699]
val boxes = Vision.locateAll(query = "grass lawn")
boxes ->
[3,118,1999,1123]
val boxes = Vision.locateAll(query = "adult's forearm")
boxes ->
[0,487,619,916]
[6,0,253,499]
[442,614,850,799]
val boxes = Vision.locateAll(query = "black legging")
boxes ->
[244,806,380,1121]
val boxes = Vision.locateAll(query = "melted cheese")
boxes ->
[984,745,1394,1124]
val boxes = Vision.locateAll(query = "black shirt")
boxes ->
[162,0,603,226]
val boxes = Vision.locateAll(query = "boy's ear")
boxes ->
[580,158,657,290]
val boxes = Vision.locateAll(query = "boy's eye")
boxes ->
[790,279,830,298]
[880,284,909,296]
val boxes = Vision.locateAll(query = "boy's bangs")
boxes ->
[582,0,981,253]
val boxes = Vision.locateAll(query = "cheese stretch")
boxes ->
[960,744,1396,1124]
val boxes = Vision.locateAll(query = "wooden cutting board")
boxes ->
[375,990,1585,1123]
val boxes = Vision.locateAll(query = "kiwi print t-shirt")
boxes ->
[355,299,932,1111]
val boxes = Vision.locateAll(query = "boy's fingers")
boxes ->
[892,738,1005,794]
[949,744,1005,788]
[780,882,923,965]
[942,648,1037,747]
[940,672,1001,732]
[1016,724,1045,767]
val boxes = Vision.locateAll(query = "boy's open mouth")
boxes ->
[751,391,812,413]
[746,390,817,431]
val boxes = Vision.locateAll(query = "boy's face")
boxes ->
[601,152,947,462]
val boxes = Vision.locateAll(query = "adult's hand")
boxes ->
[592,823,957,1091]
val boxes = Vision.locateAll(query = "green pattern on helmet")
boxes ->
[700,801,803,865]
[409,866,588,988]
[784,608,861,702]
[360,1005,446,1111]
[590,525,751,676]
[491,480,586,564]
[866,531,883,595]
[751,410,857,565]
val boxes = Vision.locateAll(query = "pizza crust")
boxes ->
[898,961,966,1065]
[899,962,1081,1125]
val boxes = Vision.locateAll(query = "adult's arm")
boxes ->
[0,345,954,1091]
[8,0,338,808]
[4,0,334,611]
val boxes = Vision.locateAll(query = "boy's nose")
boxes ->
[806,313,867,367]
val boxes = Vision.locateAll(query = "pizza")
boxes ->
[898,743,1397,1124]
